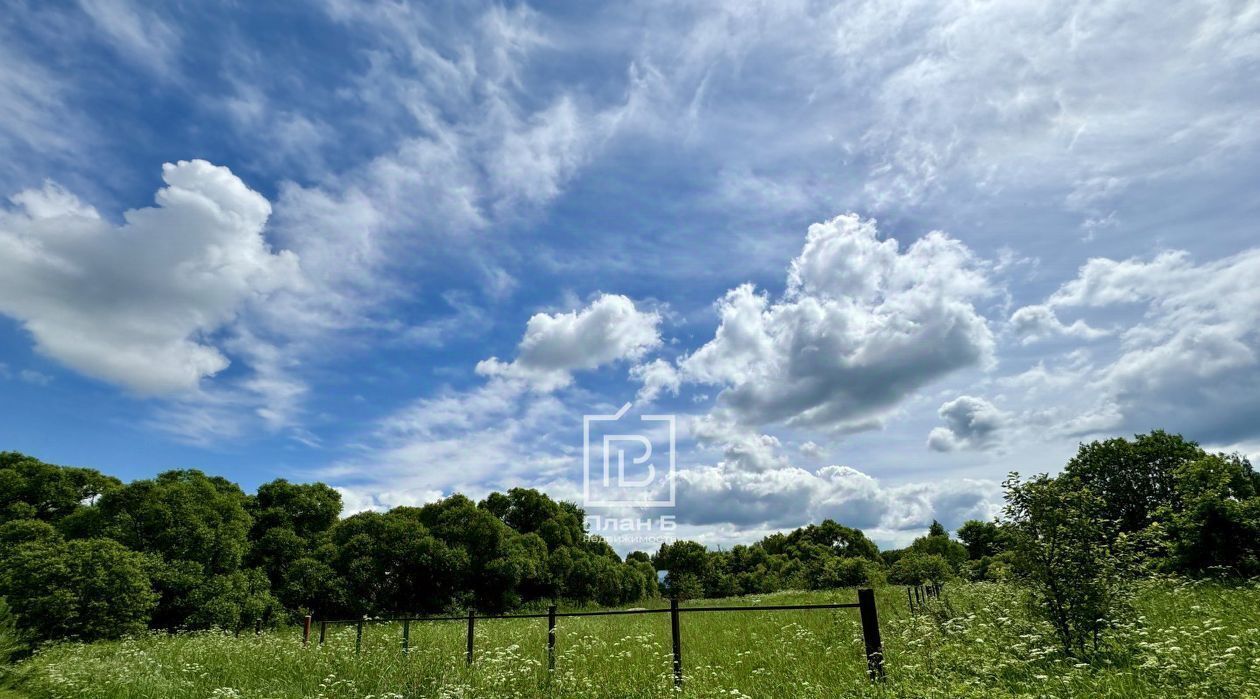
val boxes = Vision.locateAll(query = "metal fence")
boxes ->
[906,583,943,614]
[304,588,886,686]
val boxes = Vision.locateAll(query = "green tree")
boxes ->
[91,470,253,629]
[96,470,253,575]
[0,538,155,641]
[1003,473,1132,658]
[1062,430,1204,534]
[957,519,1006,559]
[249,479,341,540]
[888,553,952,585]
[0,452,120,524]
[1164,454,1260,576]
[280,557,348,617]
[186,568,283,632]
[0,597,22,666]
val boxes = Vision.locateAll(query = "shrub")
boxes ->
[888,553,952,585]
[1003,473,1133,658]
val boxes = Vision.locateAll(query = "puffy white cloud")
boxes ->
[1009,304,1106,344]
[0,160,300,394]
[631,358,681,402]
[673,420,1000,534]
[679,213,994,431]
[477,294,662,391]
[927,395,1008,452]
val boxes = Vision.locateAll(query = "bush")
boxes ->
[1003,473,1133,658]
[888,553,952,585]
[0,597,23,668]
[0,538,156,642]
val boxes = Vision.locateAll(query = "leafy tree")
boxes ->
[957,519,1006,559]
[0,538,155,641]
[1003,473,1133,658]
[888,553,952,585]
[908,527,968,571]
[0,597,23,666]
[186,568,283,632]
[653,540,711,596]
[331,509,469,615]
[280,557,348,617]
[249,479,341,540]
[0,452,120,524]
[810,555,881,588]
[1062,430,1204,534]
[96,470,253,575]
[1163,454,1260,576]
[91,470,253,628]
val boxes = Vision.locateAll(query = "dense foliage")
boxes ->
[2,428,1257,649]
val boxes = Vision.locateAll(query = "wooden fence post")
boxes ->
[670,598,683,689]
[303,615,312,646]
[319,621,326,646]
[857,588,884,680]
[466,609,475,664]
[355,620,363,654]
[547,605,557,671]
[402,619,410,654]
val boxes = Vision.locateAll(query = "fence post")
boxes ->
[547,605,557,671]
[670,597,683,689]
[319,621,326,646]
[857,588,884,680]
[906,586,914,613]
[466,609,475,664]
[403,619,410,654]
[355,620,363,654]
[303,615,312,646]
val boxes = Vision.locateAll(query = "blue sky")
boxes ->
[2,0,1259,549]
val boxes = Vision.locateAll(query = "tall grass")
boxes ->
[10,579,1260,698]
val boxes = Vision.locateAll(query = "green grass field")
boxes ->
[5,579,1259,698]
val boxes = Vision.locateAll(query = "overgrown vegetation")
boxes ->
[8,580,1259,699]
[2,427,1259,686]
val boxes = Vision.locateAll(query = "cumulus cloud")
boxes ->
[996,247,1260,445]
[477,294,662,391]
[631,358,681,402]
[927,395,1008,451]
[1009,304,1106,344]
[0,160,300,394]
[679,213,994,431]
[674,420,1000,534]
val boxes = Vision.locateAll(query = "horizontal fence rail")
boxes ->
[303,589,886,687]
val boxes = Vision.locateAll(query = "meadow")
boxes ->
[5,579,1259,699]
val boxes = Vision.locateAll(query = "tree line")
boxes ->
[2,429,1258,655]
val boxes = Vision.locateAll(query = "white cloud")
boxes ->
[0,160,300,395]
[994,246,1260,444]
[679,213,994,431]
[477,294,661,391]
[1009,304,1106,344]
[77,0,180,77]
[927,395,1008,452]
[631,358,681,402]
[673,420,1000,534]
